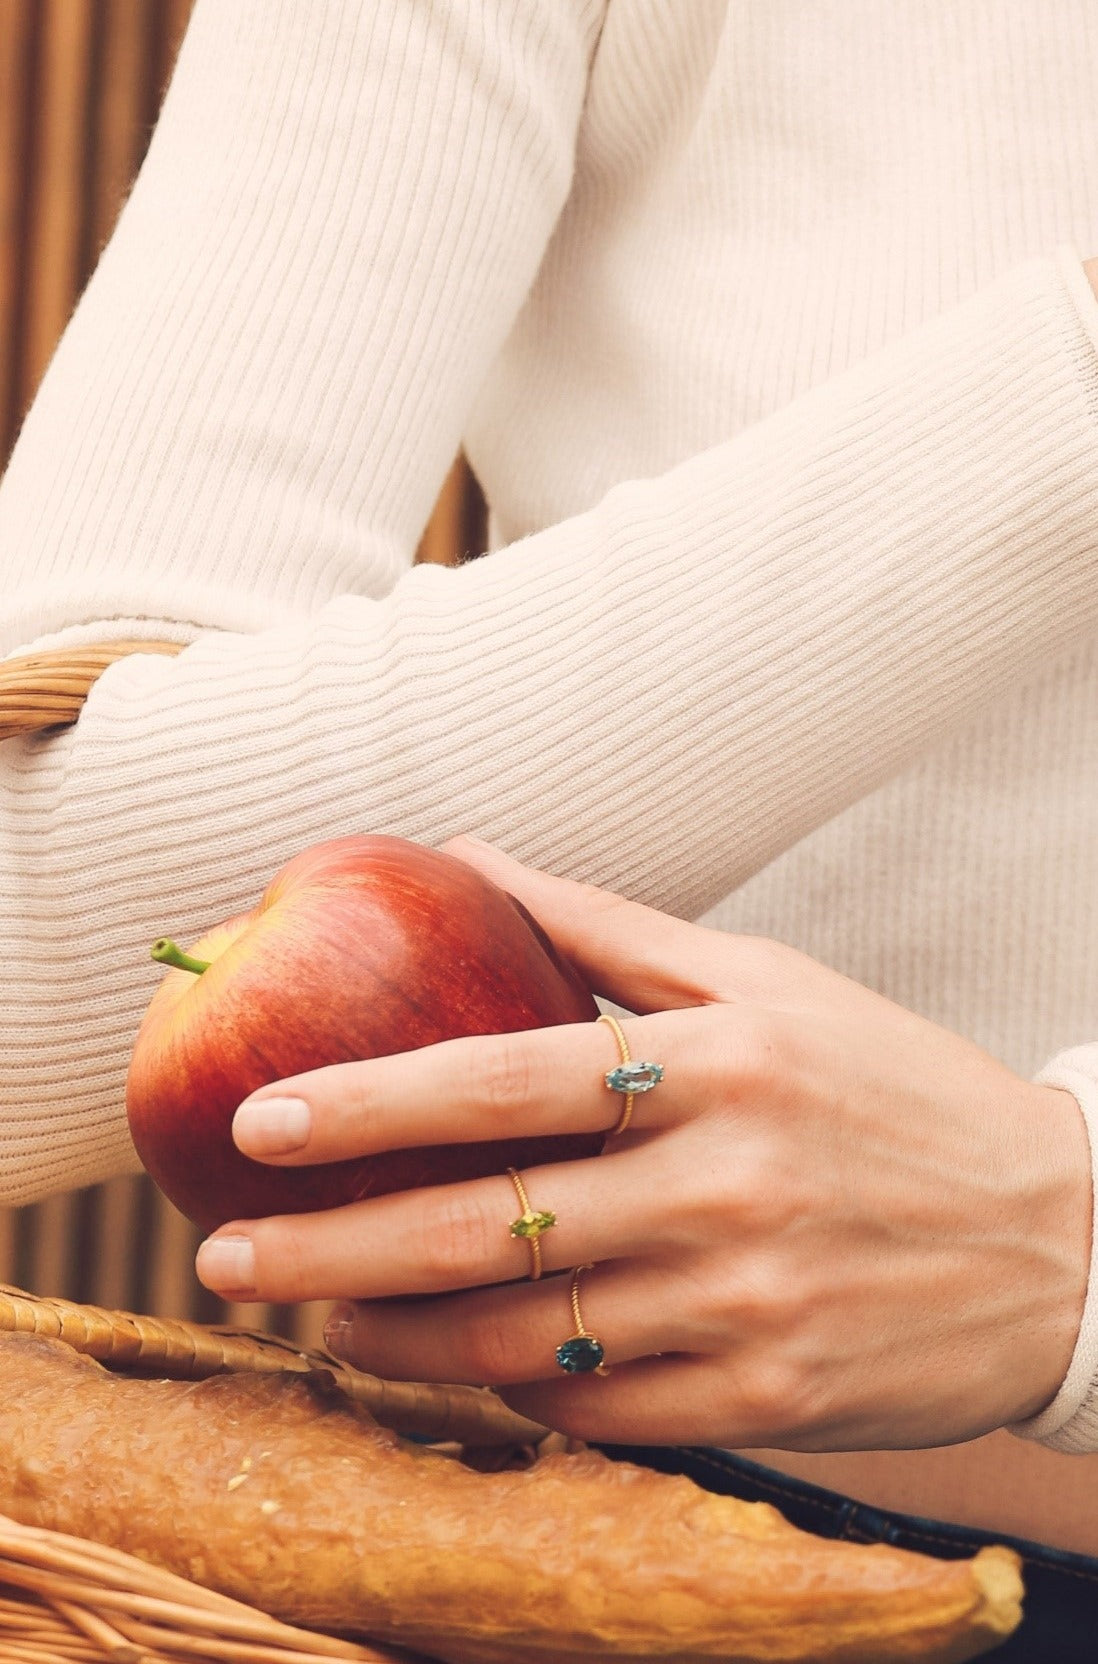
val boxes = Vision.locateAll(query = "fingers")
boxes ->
[443,836,808,1011]
[501,1354,732,1446]
[321,1259,700,1386]
[197,1143,677,1302]
[232,1008,705,1166]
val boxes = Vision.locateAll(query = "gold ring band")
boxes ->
[597,1014,635,1134]
[507,1168,556,1280]
[598,1012,665,1135]
[555,1264,609,1375]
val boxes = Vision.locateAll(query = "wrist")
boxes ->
[1007,1082,1092,1423]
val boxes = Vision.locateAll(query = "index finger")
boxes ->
[442,836,805,1012]
[232,1008,707,1166]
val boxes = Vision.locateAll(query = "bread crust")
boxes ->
[0,1334,1021,1662]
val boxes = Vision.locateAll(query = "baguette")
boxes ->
[0,1333,1022,1662]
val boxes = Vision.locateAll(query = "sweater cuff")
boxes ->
[1054,246,1098,382]
[1010,1043,1098,1453]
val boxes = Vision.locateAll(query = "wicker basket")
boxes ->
[0,1510,429,1663]
[0,638,183,742]
[0,1287,551,1662]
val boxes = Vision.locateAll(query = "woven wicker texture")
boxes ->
[0,1510,435,1663]
[0,1289,538,1659]
[0,1286,545,1447]
[0,639,183,741]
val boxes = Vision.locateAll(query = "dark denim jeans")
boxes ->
[600,1443,1098,1662]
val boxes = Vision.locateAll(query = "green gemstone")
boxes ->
[510,1209,556,1239]
[556,1335,605,1374]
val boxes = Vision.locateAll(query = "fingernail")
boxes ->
[233,1095,311,1155]
[196,1234,256,1294]
[324,1303,355,1358]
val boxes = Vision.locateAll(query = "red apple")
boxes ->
[126,836,602,1232]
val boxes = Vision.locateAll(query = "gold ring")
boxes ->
[555,1264,609,1375]
[597,1012,665,1135]
[507,1167,556,1281]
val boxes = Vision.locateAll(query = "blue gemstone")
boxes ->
[605,1061,664,1094]
[556,1335,605,1374]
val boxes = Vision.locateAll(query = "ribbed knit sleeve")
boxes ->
[5,243,1098,1205]
[0,0,604,648]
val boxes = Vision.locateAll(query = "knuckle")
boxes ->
[249,1220,308,1301]
[419,1188,496,1287]
[724,1008,783,1093]
[474,1033,535,1122]
[698,1251,811,1344]
[729,1256,793,1326]
[575,880,629,920]
[333,1071,381,1153]
[728,1157,801,1236]
[295,1064,382,1161]
[462,1311,518,1384]
[686,1006,781,1108]
[730,1353,818,1442]
[714,936,810,1003]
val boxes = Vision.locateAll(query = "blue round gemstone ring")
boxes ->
[597,1012,665,1135]
[555,1264,609,1376]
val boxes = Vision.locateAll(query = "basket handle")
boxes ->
[0,639,184,742]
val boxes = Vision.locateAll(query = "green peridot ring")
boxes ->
[507,1168,556,1281]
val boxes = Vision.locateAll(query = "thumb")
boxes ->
[441,835,761,1014]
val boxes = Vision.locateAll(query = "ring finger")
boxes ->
[324,1259,701,1386]
[196,1138,694,1303]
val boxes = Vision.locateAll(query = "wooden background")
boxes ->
[0,0,484,1341]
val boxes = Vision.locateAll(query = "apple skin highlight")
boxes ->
[126,836,602,1233]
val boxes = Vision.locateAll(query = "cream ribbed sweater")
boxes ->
[2,0,1098,1453]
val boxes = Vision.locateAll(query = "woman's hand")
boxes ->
[195,837,1091,1451]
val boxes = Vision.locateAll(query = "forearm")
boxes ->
[0,0,602,656]
[8,250,1098,1204]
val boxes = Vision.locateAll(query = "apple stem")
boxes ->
[151,938,211,976]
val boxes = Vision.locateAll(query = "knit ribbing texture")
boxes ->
[3,0,1098,1454]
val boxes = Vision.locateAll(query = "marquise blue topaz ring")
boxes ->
[555,1264,609,1375]
[597,1012,664,1136]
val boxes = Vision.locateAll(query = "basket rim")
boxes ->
[0,1286,546,1448]
[0,639,184,740]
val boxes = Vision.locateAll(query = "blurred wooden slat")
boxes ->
[86,1172,144,1311]
[145,1185,203,1319]
[0,0,34,462]
[0,1204,15,1287]
[417,454,487,566]
[153,0,196,110]
[25,1190,78,1299]
[18,0,95,416]
[225,1296,275,1332]
[288,1300,331,1352]
[89,0,154,258]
